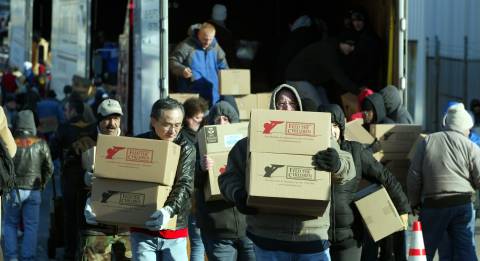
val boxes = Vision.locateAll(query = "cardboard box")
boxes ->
[256,93,271,110]
[94,135,181,186]
[370,124,422,153]
[169,93,199,104]
[235,94,257,120]
[249,109,331,155]
[247,152,331,216]
[407,134,427,161]
[204,153,228,201]
[197,123,247,201]
[219,69,251,95]
[341,92,359,120]
[355,184,404,241]
[91,178,177,229]
[345,119,375,144]
[198,122,249,155]
[234,93,272,120]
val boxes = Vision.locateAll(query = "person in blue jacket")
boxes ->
[170,22,229,106]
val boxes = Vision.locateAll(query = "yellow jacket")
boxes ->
[0,107,16,157]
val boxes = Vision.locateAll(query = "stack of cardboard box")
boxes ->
[91,134,180,228]
[370,124,422,190]
[371,124,422,160]
[234,93,271,120]
[246,109,332,216]
[218,68,271,121]
[197,122,249,201]
[344,119,375,145]
[169,93,200,104]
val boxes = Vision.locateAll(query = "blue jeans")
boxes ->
[420,203,477,261]
[188,215,205,261]
[3,189,42,261]
[438,233,453,261]
[253,244,330,261]
[202,236,255,261]
[130,232,188,261]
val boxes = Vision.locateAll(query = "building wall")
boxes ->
[425,0,480,59]
[409,0,480,130]
[407,0,426,127]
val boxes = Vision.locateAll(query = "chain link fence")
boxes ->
[425,36,480,132]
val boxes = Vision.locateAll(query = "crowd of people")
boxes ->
[0,4,479,261]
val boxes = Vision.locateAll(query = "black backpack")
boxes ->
[0,140,16,196]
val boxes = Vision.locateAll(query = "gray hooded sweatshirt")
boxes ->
[407,130,480,207]
[379,85,414,124]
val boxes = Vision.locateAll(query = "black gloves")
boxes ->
[234,190,258,215]
[412,205,421,216]
[367,138,382,153]
[313,148,341,173]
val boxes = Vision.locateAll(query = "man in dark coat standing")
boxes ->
[285,33,361,108]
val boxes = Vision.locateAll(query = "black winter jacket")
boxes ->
[363,93,394,125]
[13,131,53,190]
[194,175,247,239]
[180,127,197,146]
[50,116,97,170]
[136,130,196,230]
[194,101,247,239]
[285,38,360,94]
[379,85,414,124]
[274,26,324,85]
[350,28,382,89]
[330,140,411,249]
[318,104,410,250]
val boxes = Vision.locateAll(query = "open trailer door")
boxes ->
[9,0,33,69]
[397,0,408,104]
[132,0,169,134]
[50,0,91,98]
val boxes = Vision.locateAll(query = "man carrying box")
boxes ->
[318,104,410,261]
[170,22,228,106]
[196,101,255,260]
[130,98,196,260]
[219,84,356,261]
[81,99,132,260]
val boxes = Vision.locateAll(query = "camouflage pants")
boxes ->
[80,235,132,261]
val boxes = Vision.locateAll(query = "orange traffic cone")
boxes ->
[408,220,427,261]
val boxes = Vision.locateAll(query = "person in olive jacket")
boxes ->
[317,104,410,261]
[3,110,53,261]
[219,84,356,260]
[195,101,255,261]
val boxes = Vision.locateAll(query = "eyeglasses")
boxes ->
[276,102,298,108]
[160,122,182,131]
